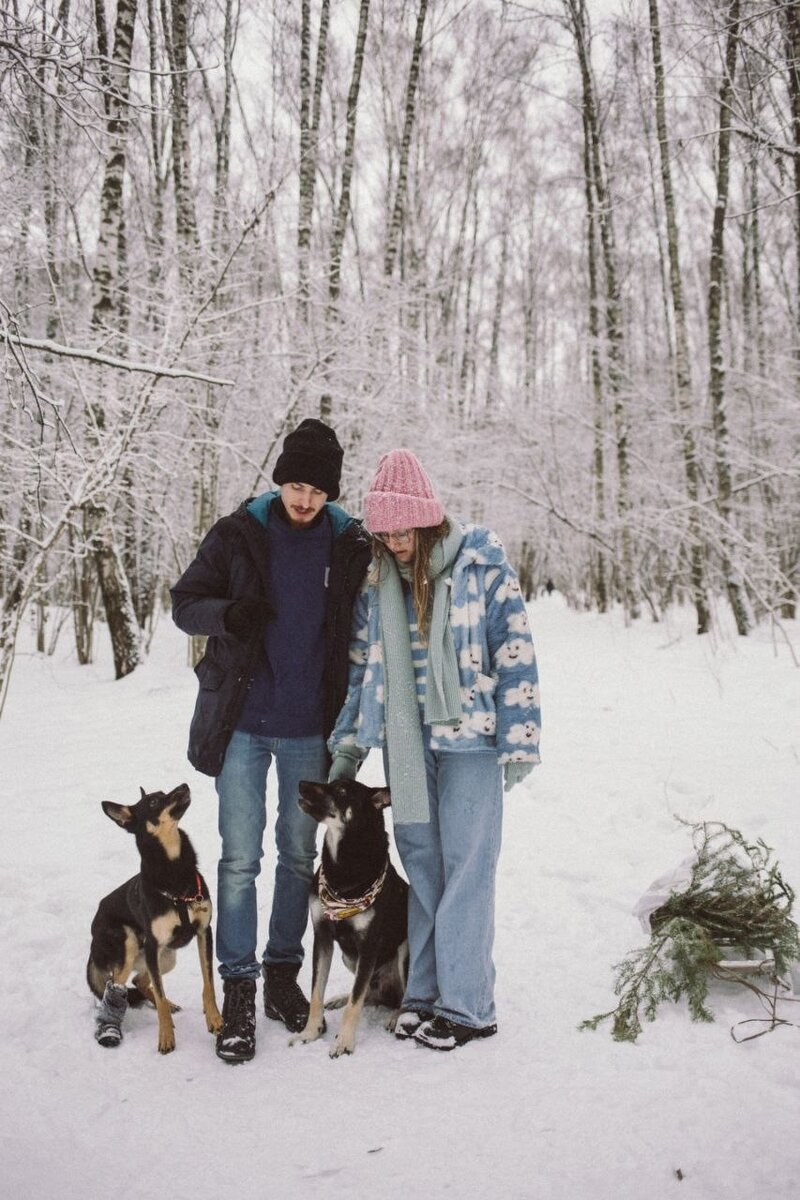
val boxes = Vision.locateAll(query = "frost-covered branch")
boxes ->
[2,332,234,386]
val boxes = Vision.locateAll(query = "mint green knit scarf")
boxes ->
[378,521,463,824]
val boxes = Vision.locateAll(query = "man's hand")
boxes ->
[224,596,275,640]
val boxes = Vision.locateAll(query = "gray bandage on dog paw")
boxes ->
[95,981,129,1047]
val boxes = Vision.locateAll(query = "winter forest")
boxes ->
[2,0,799,711]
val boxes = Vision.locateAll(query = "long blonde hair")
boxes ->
[371,520,450,642]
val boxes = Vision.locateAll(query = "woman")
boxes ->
[329,449,540,1050]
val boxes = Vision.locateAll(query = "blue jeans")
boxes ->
[214,730,328,980]
[392,746,503,1029]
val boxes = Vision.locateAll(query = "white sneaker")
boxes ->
[394,1008,434,1040]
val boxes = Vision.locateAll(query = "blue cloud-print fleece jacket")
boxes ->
[329,522,541,764]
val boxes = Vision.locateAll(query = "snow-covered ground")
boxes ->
[2,595,799,1200]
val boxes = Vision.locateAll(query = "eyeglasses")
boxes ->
[373,530,413,546]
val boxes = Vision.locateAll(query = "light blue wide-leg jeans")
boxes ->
[392,746,503,1028]
[215,729,327,980]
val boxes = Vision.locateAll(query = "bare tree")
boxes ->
[782,0,800,375]
[707,0,753,635]
[297,0,331,324]
[649,0,709,633]
[580,64,608,613]
[383,0,428,279]
[87,0,142,679]
[161,0,200,281]
[321,0,371,423]
[327,0,371,313]
[567,0,639,619]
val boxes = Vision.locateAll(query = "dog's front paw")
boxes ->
[207,1009,224,1035]
[330,1033,355,1058]
[289,1021,325,1047]
[158,1033,176,1054]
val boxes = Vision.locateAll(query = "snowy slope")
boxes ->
[2,596,799,1200]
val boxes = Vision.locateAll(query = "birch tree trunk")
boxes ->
[783,0,800,377]
[580,77,608,612]
[69,519,97,664]
[41,0,72,342]
[649,0,710,633]
[212,0,234,253]
[327,0,371,312]
[85,500,142,673]
[322,0,371,422]
[91,0,137,348]
[779,0,800,615]
[459,189,480,418]
[188,0,237,666]
[162,0,200,282]
[86,0,143,679]
[707,0,752,635]
[145,0,167,326]
[384,0,428,279]
[521,218,538,408]
[487,220,509,406]
[297,0,330,324]
[741,138,786,613]
[568,0,638,618]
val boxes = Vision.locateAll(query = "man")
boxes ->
[171,418,371,1063]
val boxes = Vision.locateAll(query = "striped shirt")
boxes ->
[401,580,428,714]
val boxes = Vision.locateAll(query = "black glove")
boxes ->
[224,596,275,640]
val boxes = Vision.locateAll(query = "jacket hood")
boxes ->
[452,520,509,570]
[245,490,357,538]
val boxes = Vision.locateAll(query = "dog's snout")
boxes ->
[298,780,327,805]
[297,780,335,823]
[167,783,191,820]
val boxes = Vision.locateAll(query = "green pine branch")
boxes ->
[581,821,800,1043]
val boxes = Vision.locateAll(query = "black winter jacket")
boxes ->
[171,494,371,777]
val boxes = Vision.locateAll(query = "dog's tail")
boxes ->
[86,957,147,1007]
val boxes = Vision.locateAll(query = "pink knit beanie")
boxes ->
[363,449,444,532]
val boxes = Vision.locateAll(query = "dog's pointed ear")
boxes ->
[370,787,391,810]
[140,786,147,800]
[102,801,135,830]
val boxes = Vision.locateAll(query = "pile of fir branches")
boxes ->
[581,820,800,1044]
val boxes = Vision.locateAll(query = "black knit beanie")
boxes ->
[272,418,344,501]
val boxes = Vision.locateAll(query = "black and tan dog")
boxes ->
[86,783,223,1054]
[290,778,409,1057]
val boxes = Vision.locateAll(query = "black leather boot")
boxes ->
[262,962,309,1032]
[216,978,257,1063]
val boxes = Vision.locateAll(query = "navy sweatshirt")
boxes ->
[237,503,333,738]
